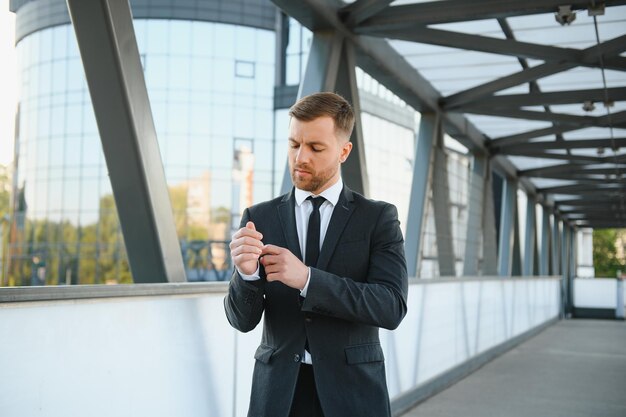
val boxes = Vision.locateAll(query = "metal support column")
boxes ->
[552,216,561,276]
[523,196,537,276]
[463,155,485,276]
[432,141,456,277]
[335,41,369,196]
[280,30,344,195]
[405,113,439,277]
[482,162,498,275]
[561,224,571,316]
[280,32,368,196]
[568,225,576,315]
[540,207,551,276]
[497,177,517,276]
[67,0,185,283]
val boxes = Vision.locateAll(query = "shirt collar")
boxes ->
[295,178,343,207]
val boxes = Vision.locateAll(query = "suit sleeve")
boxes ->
[223,208,266,333]
[302,203,408,330]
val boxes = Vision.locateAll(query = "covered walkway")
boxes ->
[403,319,626,417]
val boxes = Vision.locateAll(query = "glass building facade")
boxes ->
[5,1,471,285]
[7,0,276,285]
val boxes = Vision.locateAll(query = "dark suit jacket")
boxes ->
[224,185,408,417]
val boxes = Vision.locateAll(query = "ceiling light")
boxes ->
[582,100,595,112]
[555,5,576,25]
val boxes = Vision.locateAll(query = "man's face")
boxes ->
[288,116,352,195]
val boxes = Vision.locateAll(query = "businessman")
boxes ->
[224,92,408,417]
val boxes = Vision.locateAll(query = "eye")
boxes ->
[290,142,300,149]
[312,147,324,152]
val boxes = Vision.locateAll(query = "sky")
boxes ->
[0,0,17,166]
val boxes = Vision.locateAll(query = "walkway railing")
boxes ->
[0,276,561,417]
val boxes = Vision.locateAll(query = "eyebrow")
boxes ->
[289,138,326,147]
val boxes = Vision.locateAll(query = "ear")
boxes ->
[339,141,353,163]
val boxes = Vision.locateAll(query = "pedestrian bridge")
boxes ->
[2,0,626,416]
[2,275,624,417]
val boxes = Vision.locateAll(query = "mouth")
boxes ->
[294,168,312,176]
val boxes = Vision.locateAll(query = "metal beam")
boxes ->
[357,0,626,29]
[538,183,623,194]
[556,198,626,207]
[456,87,626,110]
[520,163,619,177]
[494,138,626,153]
[560,207,626,215]
[490,125,585,147]
[463,108,596,126]
[493,151,606,164]
[442,34,626,108]
[576,221,626,227]
[66,0,185,283]
[358,27,626,72]
[536,173,626,181]
[340,0,394,26]
[271,0,538,197]
[442,62,576,110]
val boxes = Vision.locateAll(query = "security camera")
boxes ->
[555,5,576,25]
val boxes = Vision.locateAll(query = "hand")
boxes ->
[230,221,263,275]
[260,244,309,290]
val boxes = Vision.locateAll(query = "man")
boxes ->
[224,92,408,417]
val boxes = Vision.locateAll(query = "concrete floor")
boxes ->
[402,319,626,417]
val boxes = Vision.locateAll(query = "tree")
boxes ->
[593,228,626,278]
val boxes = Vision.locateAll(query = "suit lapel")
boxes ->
[317,185,356,271]
[277,189,303,261]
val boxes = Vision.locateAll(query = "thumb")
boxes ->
[246,221,256,231]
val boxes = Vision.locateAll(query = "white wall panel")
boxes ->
[0,277,560,417]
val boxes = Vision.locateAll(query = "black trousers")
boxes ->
[289,364,325,417]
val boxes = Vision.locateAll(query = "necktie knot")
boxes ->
[307,195,326,211]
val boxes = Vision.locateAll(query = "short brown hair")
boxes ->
[288,92,355,140]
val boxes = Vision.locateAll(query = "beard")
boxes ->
[290,163,339,194]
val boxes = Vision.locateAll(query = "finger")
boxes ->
[231,244,262,257]
[233,253,261,263]
[261,244,283,256]
[230,236,264,250]
[232,226,263,241]
[246,221,256,232]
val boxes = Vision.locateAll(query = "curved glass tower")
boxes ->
[7,0,277,285]
[6,0,421,286]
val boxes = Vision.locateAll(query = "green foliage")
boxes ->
[0,168,9,218]
[593,228,626,278]
[5,181,231,286]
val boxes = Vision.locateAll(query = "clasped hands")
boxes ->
[230,221,309,290]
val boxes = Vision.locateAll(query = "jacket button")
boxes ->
[293,354,301,362]
[305,317,312,323]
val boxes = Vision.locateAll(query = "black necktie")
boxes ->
[304,196,325,357]
[305,196,326,267]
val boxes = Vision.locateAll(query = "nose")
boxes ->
[295,146,310,164]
